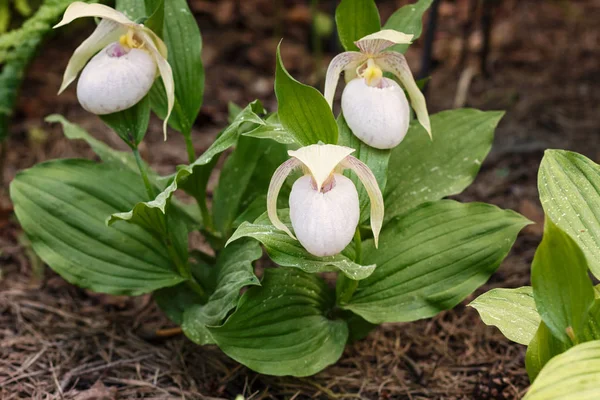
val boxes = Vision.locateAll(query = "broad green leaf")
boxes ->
[526,321,569,382]
[344,200,530,323]
[335,0,381,52]
[338,113,390,222]
[525,340,600,399]
[538,150,600,279]
[470,287,540,345]
[208,268,348,376]
[182,241,261,345]
[100,95,151,148]
[383,0,433,53]
[154,282,203,325]
[10,159,185,295]
[242,113,298,145]
[45,114,141,174]
[384,109,503,222]
[213,137,287,237]
[115,0,146,19]
[532,218,595,345]
[275,44,337,146]
[144,0,164,38]
[227,210,376,280]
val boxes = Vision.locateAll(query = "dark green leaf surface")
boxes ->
[182,241,261,345]
[100,95,151,148]
[344,200,530,323]
[538,150,600,279]
[470,287,540,345]
[275,44,337,145]
[335,0,381,51]
[383,0,433,53]
[384,109,503,223]
[526,321,569,382]
[531,218,594,344]
[227,210,376,280]
[208,268,348,376]
[10,159,184,295]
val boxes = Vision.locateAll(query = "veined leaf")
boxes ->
[525,340,600,399]
[383,0,433,53]
[100,95,151,148]
[384,109,503,223]
[538,150,600,279]
[208,268,348,376]
[344,200,530,323]
[526,321,569,382]
[275,44,337,146]
[10,159,185,295]
[227,210,376,280]
[335,0,381,52]
[470,286,540,345]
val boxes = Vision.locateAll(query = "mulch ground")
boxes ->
[1,0,599,398]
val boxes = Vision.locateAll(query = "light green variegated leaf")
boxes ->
[181,241,262,345]
[335,0,381,52]
[208,268,348,376]
[531,218,595,345]
[538,150,600,279]
[384,109,503,222]
[344,200,530,323]
[46,114,141,174]
[10,159,185,295]
[242,113,298,145]
[383,0,433,53]
[227,210,375,280]
[338,113,390,222]
[275,44,337,146]
[525,340,600,399]
[470,287,540,345]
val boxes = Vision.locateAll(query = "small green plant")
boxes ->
[472,150,600,398]
[9,0,528,376]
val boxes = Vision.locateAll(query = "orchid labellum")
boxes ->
[54,2,175,138]
[267,144,384,257]
[324,30,431,149]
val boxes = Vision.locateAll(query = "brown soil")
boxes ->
[1,0,599,398]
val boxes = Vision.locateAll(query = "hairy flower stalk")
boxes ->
[324,30,432,149]
[54,2,175,139]
[267,144,384,257]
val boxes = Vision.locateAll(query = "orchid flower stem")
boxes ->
[132,147,155,199]
[183,132,196,164]
[353,228,362,264]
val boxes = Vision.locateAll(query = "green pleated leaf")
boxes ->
[100,95,151,148]
[338,113,390,222]
[208,268,348,376]
[335,0,381,51]
[10,159,185,295]
[242,113,298,145]
[343,200,530,323]
[538,150,600,279]
[470,287,540,345]
[181,241,262,345]
[275,44,337,146]
[526,321,570,382]
[384,109,503,223]
[532,218,595,345]
[46,115,141,174]
[383,0,433,53]
[227,210,376,280]
[525,340,600,399]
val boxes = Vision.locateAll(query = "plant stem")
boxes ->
[165,237,206,300]
[353,228,362,264]
[132,147,155,199]
[183,132,196,164]
[336,228,363,304]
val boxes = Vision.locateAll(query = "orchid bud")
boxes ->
[324,30,432,149]
[54,2,175,139]
[267,144,384,257]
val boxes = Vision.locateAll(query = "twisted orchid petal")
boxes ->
[355,29,413,55]
[267,157,302,239]
[324,51,364,108]
[340,155,384,248]
[378,51,431,138]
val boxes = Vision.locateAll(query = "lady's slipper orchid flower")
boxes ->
[267,144,384,257]
[54,2,174,139]
[324,30,431,149]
